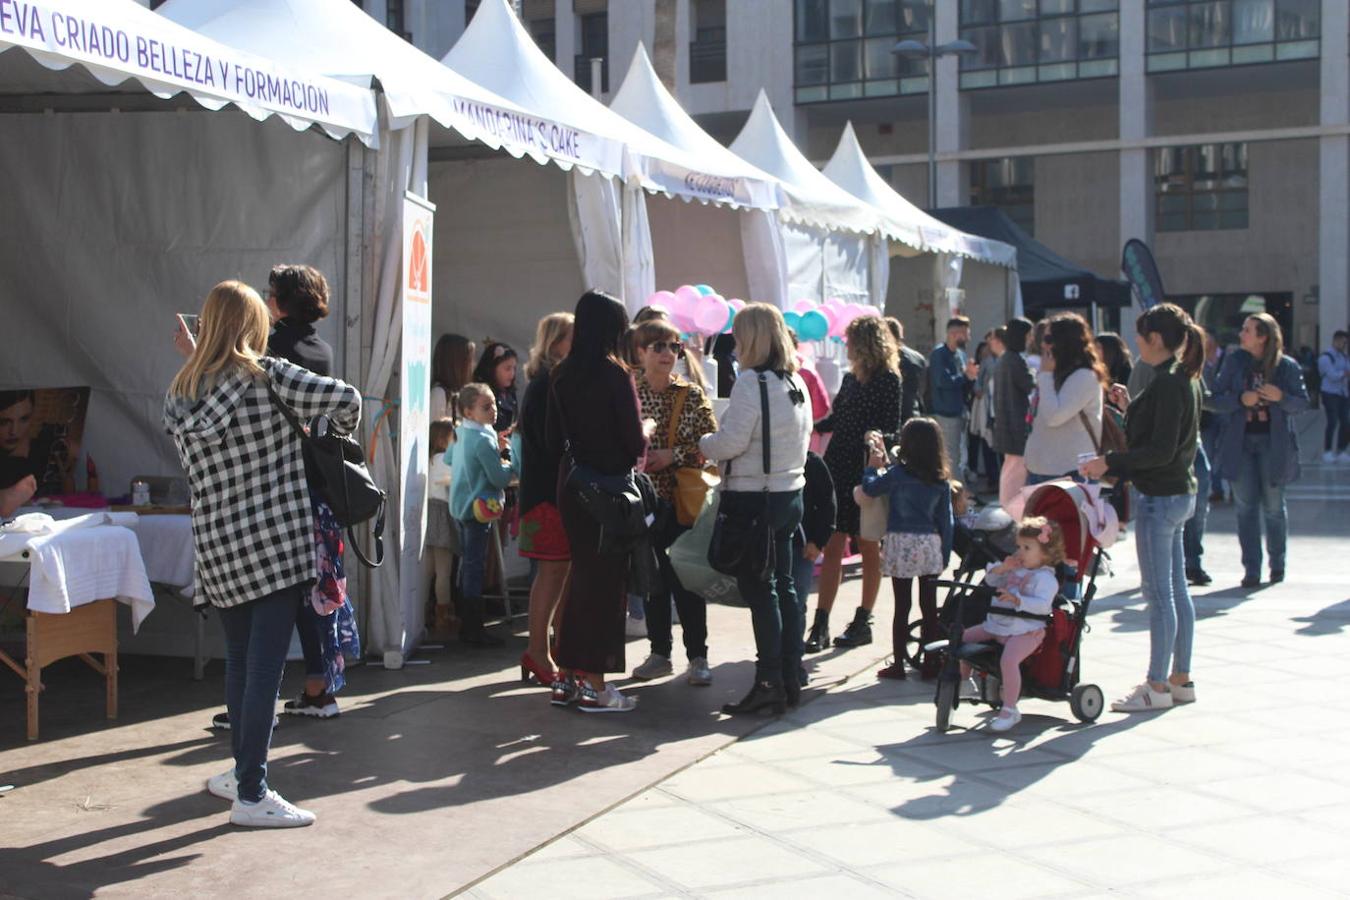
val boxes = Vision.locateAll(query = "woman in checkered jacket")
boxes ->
[165,281,360,829]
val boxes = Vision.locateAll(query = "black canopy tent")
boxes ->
[930,206,1132,315]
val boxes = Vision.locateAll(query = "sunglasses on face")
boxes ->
[646,340,684,356]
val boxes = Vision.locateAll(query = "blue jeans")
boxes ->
[1132,489,1196,684]
[218,584,302,803]
[1183,443,1211,571]
[1232,433,1288,578]
[457,518,491,599]
[728,490,804,685]
[1201,422,1223,495]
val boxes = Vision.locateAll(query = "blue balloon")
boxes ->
[783,311,802,331]
[798,309,829,341]
[694,283,715,296]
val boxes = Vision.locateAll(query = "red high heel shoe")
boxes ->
[520,651,557,686]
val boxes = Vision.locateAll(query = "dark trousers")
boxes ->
[457,519,491,600]
[891,576,938,662]
[218,584,302,803]
[296,600,326,680]
[1325,393,1350,452]
[646,506,708,661]
[1183,443,1211,571]
[729,490,804,684]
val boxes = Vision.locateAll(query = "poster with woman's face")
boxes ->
[0,388,91,496]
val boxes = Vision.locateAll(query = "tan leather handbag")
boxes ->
[667,385,718,527]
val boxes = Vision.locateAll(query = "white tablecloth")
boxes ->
[0,514,155,631]
[7,507,194,594]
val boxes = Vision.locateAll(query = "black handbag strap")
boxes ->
[263,377,310,442]
[724,371,773,487]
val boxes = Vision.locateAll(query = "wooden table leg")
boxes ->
[19,600,119,741]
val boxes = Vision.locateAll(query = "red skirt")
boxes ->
[517,501,571,561]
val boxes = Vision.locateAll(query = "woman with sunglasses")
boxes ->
[628,319,719,687]
[1024,313,1108,485]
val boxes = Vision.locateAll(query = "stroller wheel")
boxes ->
[1070,683,1105,723]
[935,678,958,733]
[903,619,926,667]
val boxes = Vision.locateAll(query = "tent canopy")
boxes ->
[730,91,881,236]
[824,123,1017,268]
[0,0,377,144]
[159,0,593,168]
[930,206,1131,313]
[445,0,777,204]
[608,44,779,210]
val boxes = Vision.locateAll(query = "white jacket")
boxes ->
[699,369,813,492]
[1024,368,1103,477]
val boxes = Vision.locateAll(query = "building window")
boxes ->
[529,17,557,61]
[575,13,610,94]
[970,157,1036,235]
[386,0,410,41]
[1173,292,1291,350]
[690,0,728,83]
[1155,143,1249,232]
[466,0,482,22]
[793,0,932,104]
[1146,0,1319,72]
[959,0,1119,90]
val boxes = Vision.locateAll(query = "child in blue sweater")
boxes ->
[448,383,517,646]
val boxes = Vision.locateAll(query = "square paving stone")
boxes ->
[623,833,831,890]
[707,872,902,899]
[1022,832,1229,887]
[869,852,1092,899]
[574,802,749,852]
[472,854,668,900]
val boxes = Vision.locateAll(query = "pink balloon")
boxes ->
[817,304,838,335]
[824,296,846,309]
[793,298,817,314]
[694,296,729,334]
[647,290,676,310]
[728,298,746,311]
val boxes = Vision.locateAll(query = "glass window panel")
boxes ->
[999,0,1036,21]
[1039,62,1075,81]
[1158,213,1187,232]
[1079,57,1118,76]
[961,0,998,25]
[1148,7,1187,51]
[1188,1,1231,48]
[829,82,864,99]
[1080,0,1118,12]
[1275,39,1318,59]
[795,44,830,84]
[1192,209,1219,230]
[865,0,898,35]
[899,0,930,33]
[831,39,863,80]
[1189,47,1231,66]
[796,85,829,103]
[962,25,1002,69]
[831,0,863,38]
[900,74,931,92]
[1219,209,1249,228]
[865,37,901,78]
[1079,13,1119,59]
[1039,16,1077,62]
[1158,195,1189,213]
[1000,21,1038,66]
[864,79,900,96]
[797,0,829,41]
[1218,192,1248,210]
[1232,0,1273,43]
[1000,65,1038,84]
[1275,0,1319,41]
[1147,52,1188,70]
[961,70,1000,87]
[1232,43,1275,62]
[1039,0,1073,14]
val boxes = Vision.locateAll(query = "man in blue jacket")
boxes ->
[928,315,978,478]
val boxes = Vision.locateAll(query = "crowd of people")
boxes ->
[159,266,1326,829]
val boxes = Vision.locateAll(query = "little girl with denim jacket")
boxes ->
[858,417,954,680]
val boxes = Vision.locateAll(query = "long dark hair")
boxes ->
[897,417,950,485]
[565,290,629,373]
[472,341,519,391]
[1135,303,1204,379]
[1095,332,1133,383]
[432,334,475,393]
[1003,317,1032,354]
[1045,313,1109,390]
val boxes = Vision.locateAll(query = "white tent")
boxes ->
[439,0,781,333]
[729,92,885,308]
[608,44,784,306]
[822,122,1020,350]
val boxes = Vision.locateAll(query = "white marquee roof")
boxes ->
[0,0,378,145]
[823,122,1017,268]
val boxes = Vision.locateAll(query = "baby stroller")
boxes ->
[925,480,1118,732]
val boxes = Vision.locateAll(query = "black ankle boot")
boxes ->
[833,607,873,648]
[458,597,504,647]
[784,678,802,709]
[722,680,786,716]
[804,610,830,653]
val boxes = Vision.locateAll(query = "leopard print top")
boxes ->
[635,373,718,503]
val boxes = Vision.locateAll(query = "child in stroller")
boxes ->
[957,516,1064,732]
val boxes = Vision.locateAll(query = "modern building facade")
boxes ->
[139,0,1345,351]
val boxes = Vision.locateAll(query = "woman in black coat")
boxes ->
[992,317,1034,508]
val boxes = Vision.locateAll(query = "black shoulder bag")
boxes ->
[266,380,387,567]
[708,372,775,580]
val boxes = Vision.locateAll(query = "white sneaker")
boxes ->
[625,616,648,638]
[1110,682,1174,712]
[959,677,981,700]
[989,706,1021,732]
[631,653,673,681]
[577,682,638,713]
[1168,681,1197,704]
[205,769,237,801]
[1338,451,1350,464]
[229,790,315,828]
[1323,450,1338,463]
[686,657,713,686]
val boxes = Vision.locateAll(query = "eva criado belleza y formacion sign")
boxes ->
[0,0,336,118]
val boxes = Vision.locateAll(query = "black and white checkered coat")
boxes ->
[163,357,361,609]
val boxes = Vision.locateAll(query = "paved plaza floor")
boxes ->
[2,427,1348,899]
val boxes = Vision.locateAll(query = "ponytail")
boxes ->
[1179,322,1205,379]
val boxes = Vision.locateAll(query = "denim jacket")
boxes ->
[1209,350,1309,487]
[860,463,953,568]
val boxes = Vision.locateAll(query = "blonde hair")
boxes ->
[846,315,897,383]
[1018,516,1067,568]
[1246,312,1284,379]
[457,382,494,413]
[429,417,455,454]
[525,312,575,380]
[732,303,798,373]
[168,280,271,401]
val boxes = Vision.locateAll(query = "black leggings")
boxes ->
[891,575,939,662]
